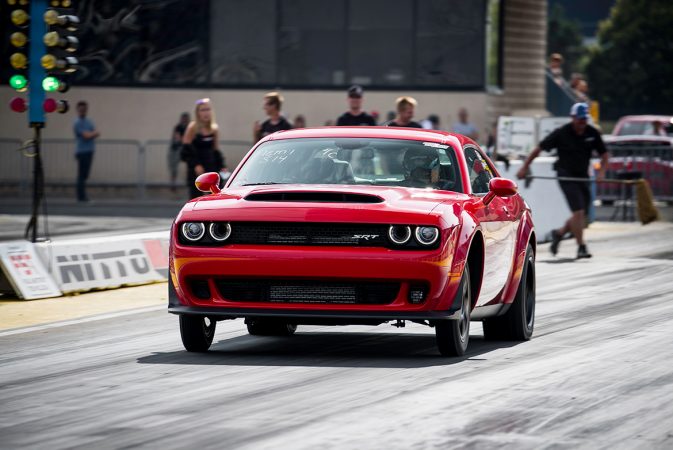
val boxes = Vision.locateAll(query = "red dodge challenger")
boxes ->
[169,127,536,356]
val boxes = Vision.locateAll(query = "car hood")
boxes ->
[180,185,468,225]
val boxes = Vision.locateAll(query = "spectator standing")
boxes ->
[168,112,190,191]
[516,103,609,259]
[548,53,565,86]
[293,114,307,129]
[182,98,225,199]
[336,85,376,126]
[253,92,292,142]
[452,107,479,141]
[651,120,667,136]
[386,96,422,128]
[421,114,441,130]
[73,101,100,203]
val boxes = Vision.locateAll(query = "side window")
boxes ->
[464,146,494,194]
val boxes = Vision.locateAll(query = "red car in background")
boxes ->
[169,127,536,356]
[600,133,673,202]
[612,115,673,137]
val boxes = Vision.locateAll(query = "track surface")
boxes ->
[2,223,673,449]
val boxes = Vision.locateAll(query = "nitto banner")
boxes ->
[34,232,170,294]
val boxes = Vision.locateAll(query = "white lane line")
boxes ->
[0,305,166,337]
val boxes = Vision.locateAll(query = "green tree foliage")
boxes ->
[586,0,673,117]
[547,3,585,74]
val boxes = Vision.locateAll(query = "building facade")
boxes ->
[1,0,547,167]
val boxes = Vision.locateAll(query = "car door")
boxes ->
[463,145,518,306]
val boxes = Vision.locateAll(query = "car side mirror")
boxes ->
[483,177,517,205]
[195,172,221,194]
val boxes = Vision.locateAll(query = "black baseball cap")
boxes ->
[348,85,364,98]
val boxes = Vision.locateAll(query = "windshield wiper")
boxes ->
[242,182,284,186]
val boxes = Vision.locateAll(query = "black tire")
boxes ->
[179,315,216,352]
[435,265,471,357]
[483,243,535,341]
[246,318,297,337]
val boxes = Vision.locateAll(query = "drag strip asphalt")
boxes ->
[1,222,673,449]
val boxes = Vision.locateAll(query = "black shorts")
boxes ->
[559,178,591,212]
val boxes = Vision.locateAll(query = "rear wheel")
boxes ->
[246,318,297,336]
[435,265,471,357]
[179,315,216,352]
[483,243,535,341]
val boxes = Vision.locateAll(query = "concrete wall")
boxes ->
[488,0,548,125]
[0,86,488,145]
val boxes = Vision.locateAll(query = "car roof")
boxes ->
[258,126,477,150]
[617,115,673,123]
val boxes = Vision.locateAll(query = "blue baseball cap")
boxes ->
[570,102,589,119]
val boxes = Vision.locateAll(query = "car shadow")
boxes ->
[137,331,523,369]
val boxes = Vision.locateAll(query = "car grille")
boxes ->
[229,222,389,246]
[215,279,400,304]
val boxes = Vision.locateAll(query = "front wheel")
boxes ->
[435,265,471,357]
[483,243,535,341]
[179,315,216,352]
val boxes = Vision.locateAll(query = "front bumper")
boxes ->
[168,281,463,321]
[169,228,463,318]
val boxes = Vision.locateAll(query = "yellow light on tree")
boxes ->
[41,54,57,70]
[10,52,28,69]
[10,32,27,48]
[11,9,29,26]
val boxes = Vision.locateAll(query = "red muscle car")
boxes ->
[169,127,536,356]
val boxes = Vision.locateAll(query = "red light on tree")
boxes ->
[43,98,69,114]
[43,97,57,113]
[9,96,28,113]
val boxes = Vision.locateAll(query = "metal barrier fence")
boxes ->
[0,138,253,197]
[596,144,673,202]
[0,138,29,190]
[4,139,670,202]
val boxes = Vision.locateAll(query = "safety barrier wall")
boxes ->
[0,138,253,197]
[0,231,170,299]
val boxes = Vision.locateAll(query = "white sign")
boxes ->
[0,241,62,300]
[34,232,170,294]
[496,116,537,156]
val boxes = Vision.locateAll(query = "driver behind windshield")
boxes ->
[402,148,440,188]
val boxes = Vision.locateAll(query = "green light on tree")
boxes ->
[42,76,60,92]
[10,74,28,91]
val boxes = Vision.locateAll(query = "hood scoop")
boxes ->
[244,191,383,203]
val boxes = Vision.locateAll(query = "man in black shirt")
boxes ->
[517,103,609,259]
[386,96,423,128]
[336,85,377,126]
[254,91,293,142]
[169,111,190,191]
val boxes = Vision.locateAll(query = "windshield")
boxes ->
[229,138,463,192]
[618,120,673,136]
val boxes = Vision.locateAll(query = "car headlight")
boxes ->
[415,226,439,245]
[209,222,231,241]
[181,222,205,242]
[388,225,411,245]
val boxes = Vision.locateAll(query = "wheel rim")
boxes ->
[458,272,471,342]
[203,317,215,339]
[524,256,535,329]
